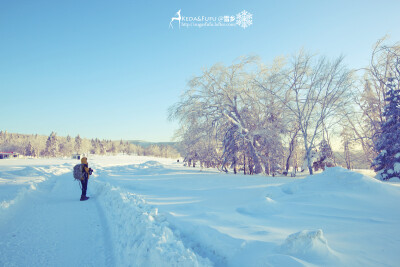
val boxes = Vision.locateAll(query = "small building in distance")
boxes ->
[72,153,86,160]
[0,152,21,159]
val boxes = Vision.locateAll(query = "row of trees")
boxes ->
[0,131,180,159]
[169,37,400,178]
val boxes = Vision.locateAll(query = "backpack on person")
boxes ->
[73,164,84,180]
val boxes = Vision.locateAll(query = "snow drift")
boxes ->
[92,181,211,267]
[278,229,339,264]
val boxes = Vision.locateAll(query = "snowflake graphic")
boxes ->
[236,10,252,29]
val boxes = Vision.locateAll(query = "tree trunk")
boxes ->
[344,141,351,169]
[233,155,237,174]
[306,150,314,175]
[243,154,246,175]
[286,131,298,173]
[248,138,264,174]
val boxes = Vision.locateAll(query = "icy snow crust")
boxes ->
[1,156,400,266]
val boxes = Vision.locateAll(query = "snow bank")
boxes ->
[0,164,71,220]
[278,229,339,264]
[236,196,280,217]
[92,181,212,267]
[139,161,165,169]
[98,161,170,177]
[0,183,37,210]
[35,163,72,176]
[281,167,398,196]
[0,166,46,212]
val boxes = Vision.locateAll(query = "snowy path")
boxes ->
[0,173,114,266]
[0,160,211,267]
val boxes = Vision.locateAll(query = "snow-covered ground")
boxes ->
[1,155,399,267]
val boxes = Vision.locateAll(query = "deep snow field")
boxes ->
[1,155,399,267]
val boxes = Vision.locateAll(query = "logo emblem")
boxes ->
[236,10,253,29]
[169,10,181,29]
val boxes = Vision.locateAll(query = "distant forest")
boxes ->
[0,131,180,159]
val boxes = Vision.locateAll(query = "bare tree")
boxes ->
[258,51,354,174]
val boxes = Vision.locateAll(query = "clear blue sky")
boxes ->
[1,0,399,141]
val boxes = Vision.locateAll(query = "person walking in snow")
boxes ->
[80,157,92,201]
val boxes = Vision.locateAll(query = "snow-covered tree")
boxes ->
[109,142,117,154]
[90,139,100,154]
[372,73,400,180]
[319,139,334,163]
[58,135,73,156]
[312,139,335,171]
[100,141,108,155]
[169,57,287,174]
[74,135,82,153]
[44,132,58,157]
[25,141,38,157]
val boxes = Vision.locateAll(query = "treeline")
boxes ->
[169,37,400,176]
[0,131,180,159]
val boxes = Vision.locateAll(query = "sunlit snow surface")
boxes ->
[1,155,399,266]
